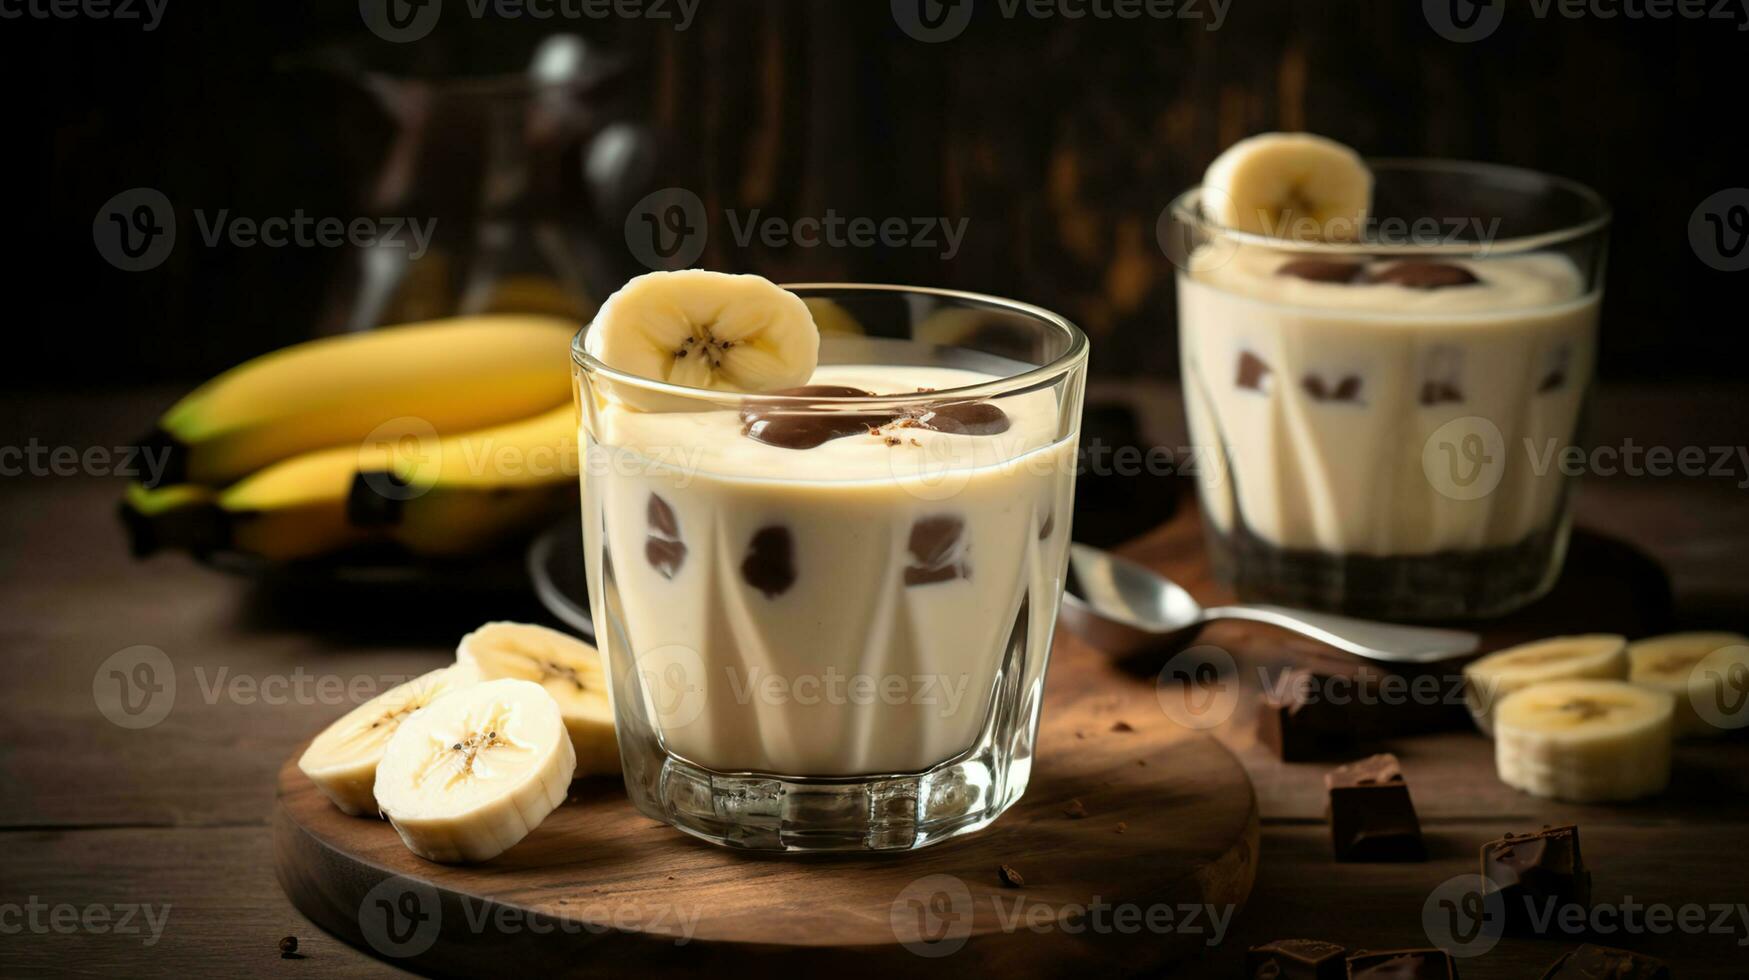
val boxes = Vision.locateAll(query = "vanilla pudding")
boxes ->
[1179,243,1600,616]
[1171,138,1609,618]
[580,363,1075,777]
[1184,245,1597,550]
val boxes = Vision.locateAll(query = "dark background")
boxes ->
[10,0,1748,387]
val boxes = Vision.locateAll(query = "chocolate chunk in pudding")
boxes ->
[1236,351,1274,393]
[905,515,970,586]
[1276,259,1365,284]
[645,493,687,579]
[740,385,890,451]
[911,400,1011,436]
[741,385,1010,448]
[1419,381,1464,405]
[1303,374,1363,403]
[1367,262,1480,289]
[740,525,796,598]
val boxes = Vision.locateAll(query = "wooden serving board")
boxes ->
[275,626,1260,976]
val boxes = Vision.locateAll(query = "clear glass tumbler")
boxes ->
[1166,161,1610,620]
[573,284,1088,850]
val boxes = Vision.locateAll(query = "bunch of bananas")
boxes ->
[120,315,581,564]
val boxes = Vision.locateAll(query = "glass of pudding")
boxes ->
[1167,136,1610,620]
[573,276,1087,850]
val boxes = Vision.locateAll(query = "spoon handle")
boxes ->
[1199,604,1480,664]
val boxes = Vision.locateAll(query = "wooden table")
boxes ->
[2,384,1746,977]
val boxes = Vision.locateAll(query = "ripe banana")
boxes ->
[1493,680,1673,803]
[118,482,221,557]
[589,270,819,392]
[456,622,620,777]
[141,315,577,487]
[1463,635,1627,735]
[373,678,576,863]
[345,404,579,558]
[297,663,481,816]
[1628,632,1749,737]
[1201,132,1372,240]
[122,404,578,562]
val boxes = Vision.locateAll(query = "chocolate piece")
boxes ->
[1367,262,1479,290]
[997,864,1024,888]
[1345,949,1457,979]
[912,400,1011,436]
[1277,259,1365,284]
[904,515,970,586]
[1325,754,1425,862]
[1537,346,1571,393]
[1538,944,1668,980]
[1246,938,1346,979]
[1303,374,1363,403]
[1418,382,1463,406]
[1236,351,1274,393]
[1038,512,1055,540]
[1481,825,1591,935]
[645,493,687,579]
[1257,669,1353,762]
[1421,347,1464,405]
[740,525,796,598]
[740,385,1010,449]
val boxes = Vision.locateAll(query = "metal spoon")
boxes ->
[1058,543,1479,664]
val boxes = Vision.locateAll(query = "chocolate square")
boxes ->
[1325,754,1425,862]
[1246,938,1346,979]
[1481,825,1591,935]
[1257,669,1353,761]
[1538,944,1668,980]
[1345,949,1458,979]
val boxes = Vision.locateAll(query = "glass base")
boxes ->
[641,753,1028,852]
[1206,514,1570,621]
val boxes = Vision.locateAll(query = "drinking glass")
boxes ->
[1166,161,1610,619]
[573,284,1088,850]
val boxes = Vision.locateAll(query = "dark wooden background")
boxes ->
[11,0,1748,387]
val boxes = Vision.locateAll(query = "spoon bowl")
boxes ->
[1059,543,1479,664]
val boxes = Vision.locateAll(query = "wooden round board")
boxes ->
[275,629,1260,976]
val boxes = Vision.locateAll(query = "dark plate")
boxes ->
[527,515,594,643]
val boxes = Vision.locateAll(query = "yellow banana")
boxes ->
[141,315,577,487]
[122,404,579,562]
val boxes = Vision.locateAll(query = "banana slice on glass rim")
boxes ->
[296,663,481,817]
[458,621,621,777]
[1462,634,1627,736]
[1628,632,1749,737]
[1493,679,1674,804]
[374,678,577,863]
[589,270,820,393]
[1201,132,1373,241]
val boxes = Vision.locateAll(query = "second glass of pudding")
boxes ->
[574,285,1087,851]
[1169,161,1610,620]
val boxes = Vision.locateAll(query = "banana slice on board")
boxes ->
[296,663,482,816]
[374,678,577,863]
[457,622,621,777]
[589,270,819,393]
[1493,679,1673,804]
[1629,632,1749,737]
[1201,132,1373,241]
[1463,634,1627,735]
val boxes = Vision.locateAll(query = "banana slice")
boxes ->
[296,663,481,816]
[1629,632,1749,737]
[1201,133,1372,240]
[457,622,621,777]
[1493,680,1673,803]
[1463,634,1627,736]
[590,270,819,392]
[373,678,577,863]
